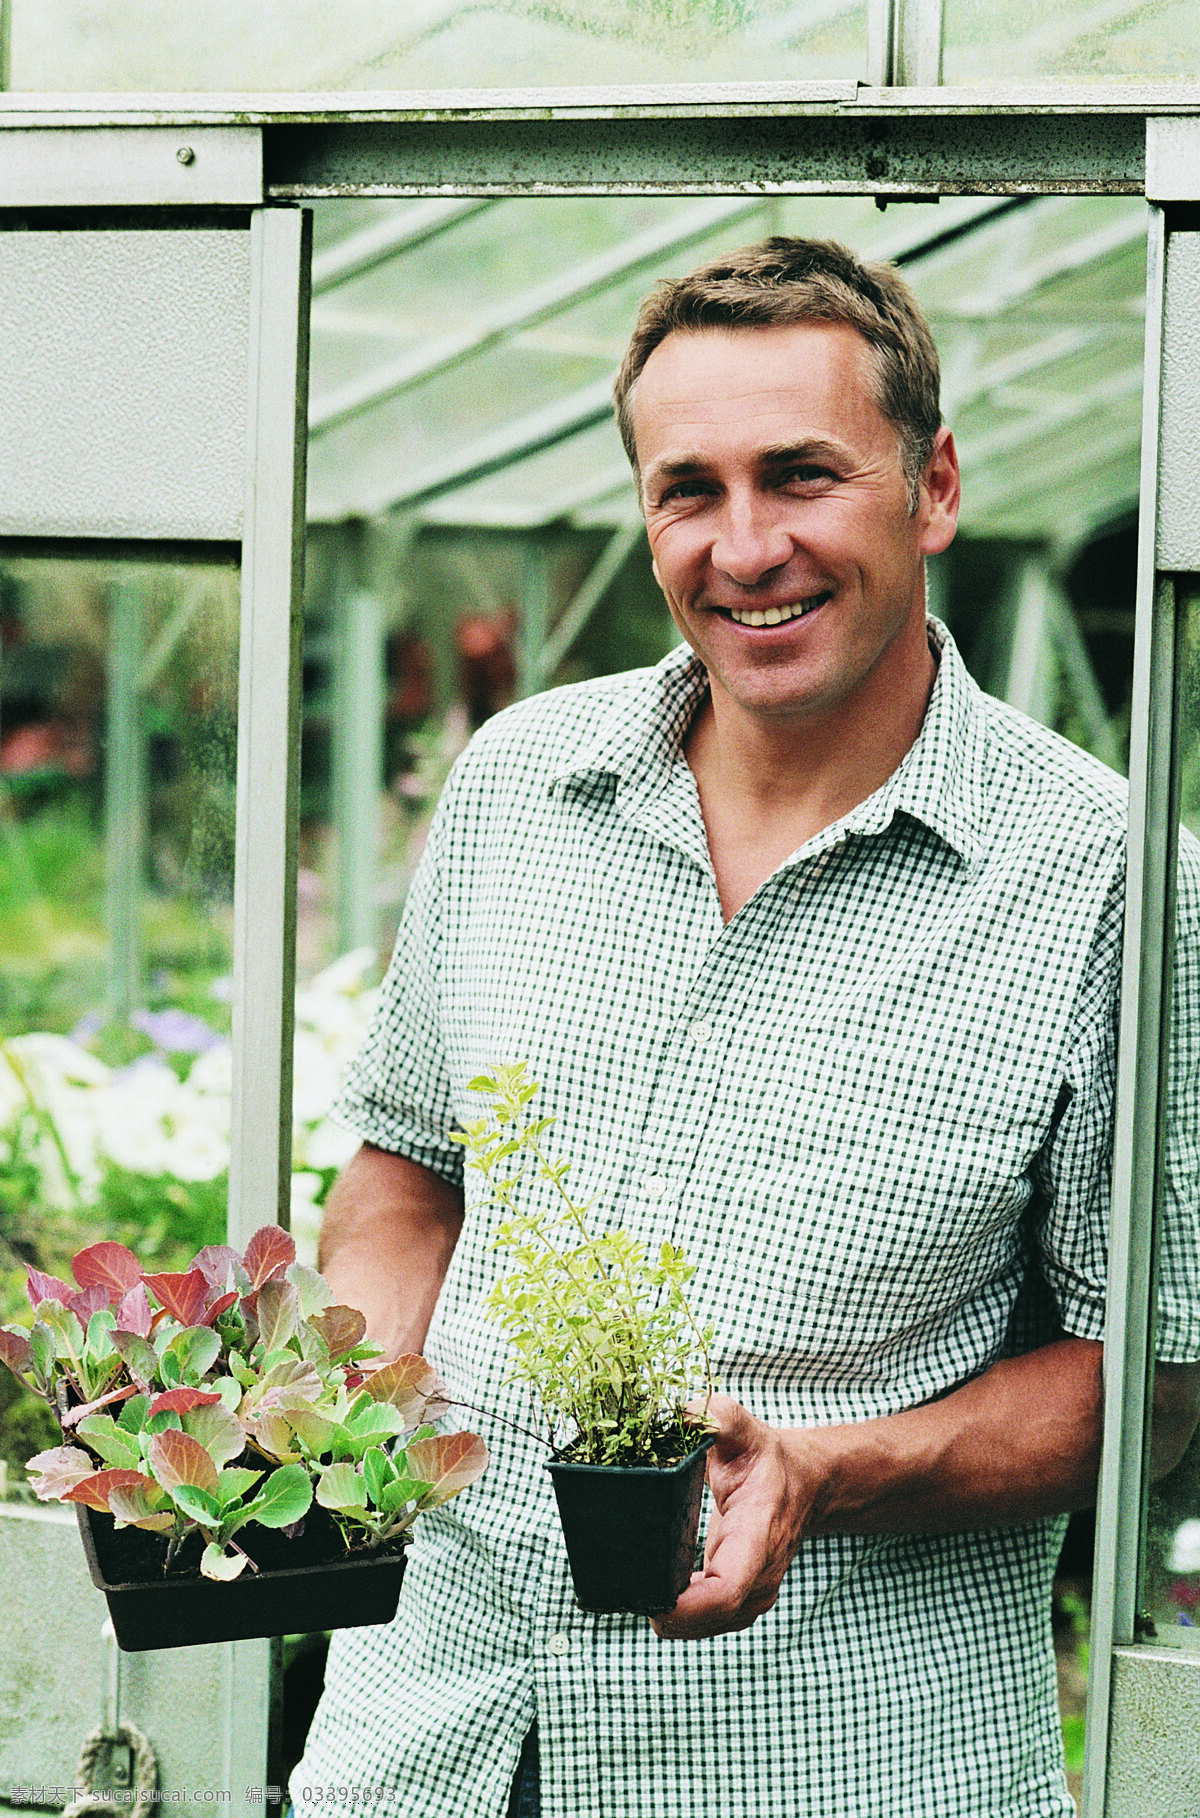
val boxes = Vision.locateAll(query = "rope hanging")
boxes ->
[62,1720,159,1818]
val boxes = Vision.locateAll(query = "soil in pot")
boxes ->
[79,1504,407,1651]
[546,1433,713,1617]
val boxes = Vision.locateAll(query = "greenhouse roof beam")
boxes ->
[373,375,615,516]
[266,107,1145,200]
[310,198,495,294]
[309,196,765,435]
[537,519,644,683]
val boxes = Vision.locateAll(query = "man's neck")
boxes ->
[683,637,938,921]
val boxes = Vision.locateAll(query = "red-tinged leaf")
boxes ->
[362,1354,451,1429]
[199,1289,238,1329]
[191,1244,247,1293]
[26,1444,95,1500]
[242,1226,295,1290]
[141,1269,209,1326]
[148,1428,220,1497]
[108,1484,173,1531]
[309,1304,367,1361]
[71,1242,142,1298]
[68,1282,111,1324]
[59,1383,139,1428]
[257,1280,300,1352]
[404,1431,489,1505]
[62,1468,158,1513]
[149,1387,223,1417]
[0,1326,33,1378]
[181,1401,244,1469]
[26,1267,73,1311]
[116,1283,153,1337]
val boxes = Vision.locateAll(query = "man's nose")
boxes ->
[711,496,792,587]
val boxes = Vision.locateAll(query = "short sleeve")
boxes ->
[1028,868,1122,1345]
[1030,841,1200,1363]
[1157,829,1200,1362]
[330,783,465,1188]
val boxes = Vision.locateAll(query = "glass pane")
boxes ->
[1141,581,1200,1650]
[7,0,866,91]
[944,0,1200,82]
[0,554,238,1492]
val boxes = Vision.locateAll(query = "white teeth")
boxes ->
[729,596,823,626]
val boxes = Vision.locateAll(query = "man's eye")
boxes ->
[660,480,710,503]
[783,465,834,485]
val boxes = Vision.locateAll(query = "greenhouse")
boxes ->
[0,3,1199,1815]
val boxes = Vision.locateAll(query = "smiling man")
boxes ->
[294,240,1200,1818]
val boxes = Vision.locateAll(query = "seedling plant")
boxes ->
[0,1226,487,1579]
[451,1063,714,1467]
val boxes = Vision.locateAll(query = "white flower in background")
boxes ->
[96,1056,230,1182]
[188,1042,232,1099]
[3,951,378,1219]
[298,1115,358,1173]
[1168,1519,1200,1574]
[1,1033,111,1202]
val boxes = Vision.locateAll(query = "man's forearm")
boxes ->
[803,1336,1103,1536]
[318,1143,464,1358]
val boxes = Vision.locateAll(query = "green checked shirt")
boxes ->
[294,622,1200,1818]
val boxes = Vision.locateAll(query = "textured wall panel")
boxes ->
[0,229,250,541]
[1158,230,1200,570]
[1106,1646,1200,1817]
[0,1506,234,1799]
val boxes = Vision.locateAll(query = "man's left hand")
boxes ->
[651,1394,818,1640]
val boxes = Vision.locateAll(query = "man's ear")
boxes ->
[918,427,961,558]
[651,555,663,591]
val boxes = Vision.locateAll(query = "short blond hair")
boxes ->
[614,237,941,510]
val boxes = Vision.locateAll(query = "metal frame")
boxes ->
[229,206,312,1251]
[3,74,1199,1815]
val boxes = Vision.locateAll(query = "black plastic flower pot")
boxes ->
[545,1434,714,1616]
[77,1506,407,1652]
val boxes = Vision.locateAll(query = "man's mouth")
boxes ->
[725,592,831,628]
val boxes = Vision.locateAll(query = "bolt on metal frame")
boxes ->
[1,62,1198,1813]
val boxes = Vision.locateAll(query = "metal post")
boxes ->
[867,0,943,85]
[537,521,641,685]
[518,538,551,700]
[104,574,146,1022]
[1003,555,1053,723]
[226,202,311,1818]
[334,584,384,955]
[1082,206,1188,1817]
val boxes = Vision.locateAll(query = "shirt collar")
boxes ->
[547,617,988,869]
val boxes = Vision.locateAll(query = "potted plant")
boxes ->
[451,1063,714,1617]
[0,1224,488,1650]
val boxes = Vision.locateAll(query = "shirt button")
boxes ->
[688,1019,714,1046]
[644,1173,668,1200]
[547,1633,570,1656]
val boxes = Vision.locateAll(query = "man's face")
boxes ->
[631,321,959,735]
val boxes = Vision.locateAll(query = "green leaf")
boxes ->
[170,1482,223,1525]
[285,1264,334,1319]
[117,1393,151,1434]
[316,1463,370,1516]
[163,1325,221,1384]
[361,1445,393,1507]
[75,1415,140,1470]
[201,1542,247,1581]
[217,1467,264,1500]
[467,1074,498,1092]
[246,1464,313,1529]
[379,1475,430,1514]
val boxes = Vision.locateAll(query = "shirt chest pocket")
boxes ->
[698,1021,1050,1358]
